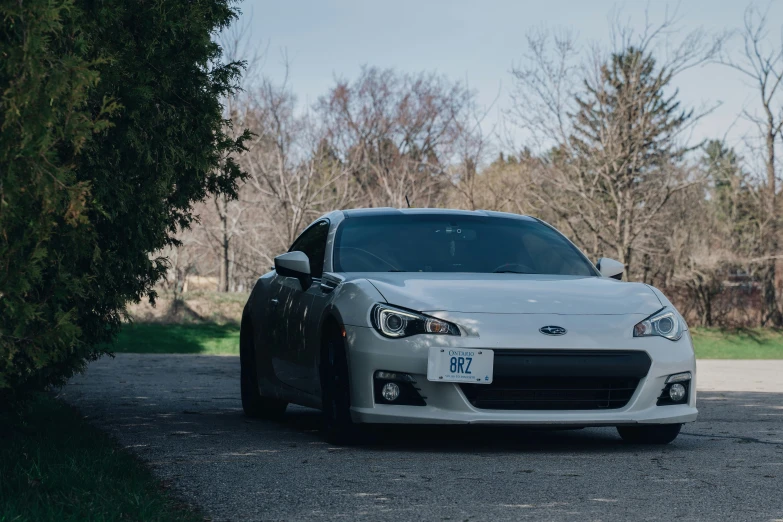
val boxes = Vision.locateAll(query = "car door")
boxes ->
[272,220,330,392]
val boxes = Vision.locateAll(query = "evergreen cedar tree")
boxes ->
[0,0,251,397]
[566,47,692,274]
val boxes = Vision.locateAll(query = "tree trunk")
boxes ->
[641,253,650,285]
[222,211,230,292]
[620,189,634,277]
[217,194,230,293]
[762,124,781,326]
[702,285,713,327]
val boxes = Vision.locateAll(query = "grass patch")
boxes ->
[112,322,239,355]
[691,327,783,359]
[0,394,202,522]
[110,323,783,359]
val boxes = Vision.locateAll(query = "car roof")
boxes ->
[340,207,537,221]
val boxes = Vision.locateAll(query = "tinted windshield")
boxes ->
[333,214,598,276]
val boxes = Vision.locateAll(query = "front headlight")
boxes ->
[371,304,460,338]
[633,307,683,341]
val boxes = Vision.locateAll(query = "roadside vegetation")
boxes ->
[110,320,783,359]
[113,323,240,355]
[0,394,202,522]
[1,0,249,399]
[115,292,783,358]
[166,6,783,335]
[690,329,783,359]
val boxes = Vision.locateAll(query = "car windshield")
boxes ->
[333,214,598,276]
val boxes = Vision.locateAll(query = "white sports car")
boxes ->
[240,208,697,444]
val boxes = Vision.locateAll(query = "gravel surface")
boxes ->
[61,356,783,521]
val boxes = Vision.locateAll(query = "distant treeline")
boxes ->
[170,7,783,329]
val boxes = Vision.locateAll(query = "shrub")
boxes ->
[0,0,248,397]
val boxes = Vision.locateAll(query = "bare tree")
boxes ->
[446,86,507,211]
[719,5,783,326]
[198,19,267,292]
[448,151,539,215]
[204,193,250,291]
[238,74,360,265]
[317,67,474,209]
[161,5,779,330]
[509,12,722,275]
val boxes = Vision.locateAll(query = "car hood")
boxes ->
[360,273,662,315]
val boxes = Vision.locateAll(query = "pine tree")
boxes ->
[565,47,693,276]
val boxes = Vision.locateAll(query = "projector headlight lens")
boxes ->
[633,308,684,341]
[384,313,404,333]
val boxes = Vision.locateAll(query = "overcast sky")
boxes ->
[237,0,783,157]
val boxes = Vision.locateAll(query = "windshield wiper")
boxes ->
[493,269,531,274]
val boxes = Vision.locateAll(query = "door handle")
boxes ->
[270,298,279,306]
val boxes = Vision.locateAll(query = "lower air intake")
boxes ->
[459,350,650,411]
[460,376,640,410]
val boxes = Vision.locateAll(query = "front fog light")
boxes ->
[668,383,686,402]
[381,382,400,402]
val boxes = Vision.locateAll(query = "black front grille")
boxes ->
[461,376,640,410]
[459,350,650,411]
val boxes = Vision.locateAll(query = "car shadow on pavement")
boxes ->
[264,390,782,454]
[272,407,621,452]
[261,412,631,453]
[360,425,633,453]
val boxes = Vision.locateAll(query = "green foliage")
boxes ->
[0,0,249,396]
[562,47,694,273]
[112,323,240,355]
[0,393,203,521]
[113,321,783,360]
[571,47,691,176]
[691,328,783,359]
[702,140,759,249]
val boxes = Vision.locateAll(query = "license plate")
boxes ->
[427,347,494,384]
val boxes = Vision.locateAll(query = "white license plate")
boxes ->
[427,347,494,384]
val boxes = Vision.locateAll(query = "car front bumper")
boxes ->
[344,317,698,426]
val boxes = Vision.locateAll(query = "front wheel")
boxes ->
[617,423,682,444]
[320,334,361,445]
[240,313,287,420]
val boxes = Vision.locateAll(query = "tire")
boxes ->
[240,313,287,420]
[617,423,682,444]
[320,333,361,445]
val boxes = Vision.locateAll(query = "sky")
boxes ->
[236,0,783,158]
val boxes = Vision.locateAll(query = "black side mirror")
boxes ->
[274,251,312,290]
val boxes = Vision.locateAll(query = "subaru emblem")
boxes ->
[539,325,567,336]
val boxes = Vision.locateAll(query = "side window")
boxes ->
[289,220,330,278]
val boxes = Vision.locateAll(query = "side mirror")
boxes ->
[275,251,312,289]
[596,257,624,280]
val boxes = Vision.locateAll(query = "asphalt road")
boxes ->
[61,356,783,522]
